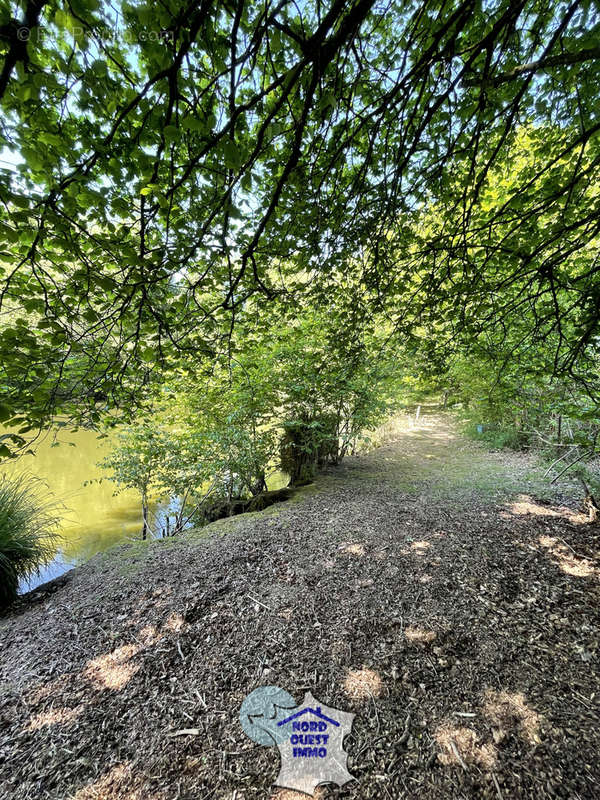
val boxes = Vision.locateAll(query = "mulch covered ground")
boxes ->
[1,413,599,800]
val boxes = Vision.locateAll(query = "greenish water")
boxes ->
[3,428,147,593]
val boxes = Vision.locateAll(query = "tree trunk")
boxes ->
[142,498,148,540]
[579,478,599,523]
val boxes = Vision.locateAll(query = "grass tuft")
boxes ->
[0,474,61,608]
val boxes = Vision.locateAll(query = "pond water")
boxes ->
[3,428,157,594]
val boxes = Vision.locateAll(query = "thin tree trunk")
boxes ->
[142,497,148,540]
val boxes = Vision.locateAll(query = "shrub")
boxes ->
[0,475,60,608]
[465,421,525,450]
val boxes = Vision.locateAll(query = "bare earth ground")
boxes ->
[1,412,600,800]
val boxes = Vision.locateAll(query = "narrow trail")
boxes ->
[1,413,599,799]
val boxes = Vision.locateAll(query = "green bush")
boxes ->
[464,421,525,451]
[0,475,60,608]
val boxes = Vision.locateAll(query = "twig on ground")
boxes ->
[246,594,271,611]
[176,639,185,663]
[167,728,200,737]
[449,740,467,770]
[492,772,504,800]
[398,713,411,745]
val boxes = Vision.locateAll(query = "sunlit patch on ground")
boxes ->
[419,574,433,583]
[137,625,161,645]
[25,706,81,731]
[538,535,596,578]
[339,542,365,556]
[72,763,149,800]
[482,689,541,745]
[85,644,141,690]
[411,540,431,553]
[343,667,383,700]
[435,723,497,769]
[163,612,186,633]
[507,495,585,524]
[404,625,436,644]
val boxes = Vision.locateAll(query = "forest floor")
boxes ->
[1,411,600,800]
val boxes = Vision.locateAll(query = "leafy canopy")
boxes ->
[0,0,599,431]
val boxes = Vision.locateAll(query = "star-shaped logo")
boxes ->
[240,686,355,796]
[274,691,355,796]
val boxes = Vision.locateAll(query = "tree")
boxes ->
[99,422,168,538]
[0,1,599,439]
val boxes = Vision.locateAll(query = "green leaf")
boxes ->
[181,116,206,132]
[163,125,180,142]
[223,141,241,170]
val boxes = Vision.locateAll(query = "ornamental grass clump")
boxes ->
[0,475,60,608]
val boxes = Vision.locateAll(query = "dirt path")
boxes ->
[1,413,600,799]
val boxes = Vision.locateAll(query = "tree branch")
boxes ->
[464,45,600,87]
[0,0,48,101]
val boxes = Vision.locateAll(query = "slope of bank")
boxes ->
[1,413,599,799]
